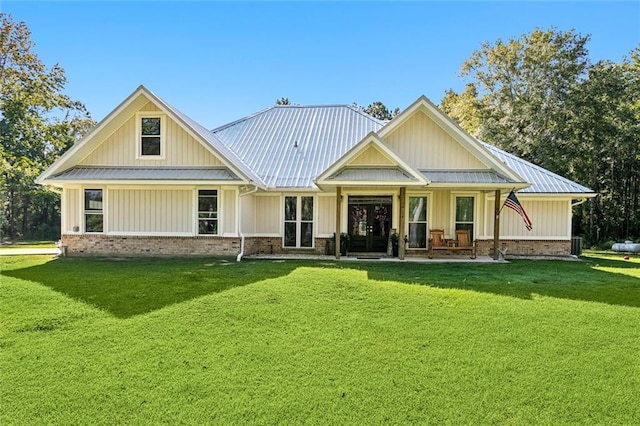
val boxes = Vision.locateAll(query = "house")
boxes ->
[37,86,595,258]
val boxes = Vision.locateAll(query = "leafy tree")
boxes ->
[440,83,482,136]
[362,101,399,120]
[275,97,291,105]
[0,14,93,240]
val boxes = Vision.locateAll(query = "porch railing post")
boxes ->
[399,187,406,260]
[493,189,501,260]
[336,186,342,259]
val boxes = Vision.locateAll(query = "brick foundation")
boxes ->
[62,234,241,257]
[62,234,333,257]
[475,239,571,257]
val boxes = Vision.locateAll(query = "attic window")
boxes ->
[138,115,164,158]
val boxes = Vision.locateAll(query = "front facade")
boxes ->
[38,86,595,258]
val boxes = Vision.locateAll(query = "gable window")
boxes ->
[408,196,427,248]
[84,189,103,233]
[284,196,313,248]
[455,196,475,241]
[139,116,163,157]
[198,190,218,234]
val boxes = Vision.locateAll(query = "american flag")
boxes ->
[504,190,532,231]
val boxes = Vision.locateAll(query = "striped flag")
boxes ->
[504,190,532,231]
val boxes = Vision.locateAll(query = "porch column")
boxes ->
[335,186,342,259]
[493,189,501,260]
[399,187,406,260]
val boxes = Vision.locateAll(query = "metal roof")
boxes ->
[330,167,418,182]
[421,169,514,184]
[50,166,241,181]
[481,142,594,194]
[212,105,384,188]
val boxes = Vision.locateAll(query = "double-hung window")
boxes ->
[455,196,475,240]
[284,196,313,248]
[408,196,427,248]
[198,190,218,234]
[139,115,163,157]
[84,189,103,233]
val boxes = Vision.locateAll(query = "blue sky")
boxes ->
[3,1,639,128]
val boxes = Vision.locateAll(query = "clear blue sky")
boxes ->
[3,1,639,128]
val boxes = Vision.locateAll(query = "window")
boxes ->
[140,117,162,156]
[408,196,427,248]
[198,190,218,234]
[455,196,474,241]
[284,196,313,248]
[84,189,103,233]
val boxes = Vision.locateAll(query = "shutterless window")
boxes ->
[141,117,161,156]
[455,196,474,241]
[408,196,427,248]
[84,189,103,233]
[198,190,218,234]
[284,196,313,248]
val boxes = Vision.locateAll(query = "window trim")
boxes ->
[83,187,105,234]
[282,195,315,249]
[196,188,219,236]
[136,112,166,160]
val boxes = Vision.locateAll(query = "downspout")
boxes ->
[236,185,259,262]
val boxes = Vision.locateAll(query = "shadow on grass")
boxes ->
[351,256,640,308]
[2,257,300,319]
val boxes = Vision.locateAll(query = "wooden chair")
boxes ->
[428,229,476,259]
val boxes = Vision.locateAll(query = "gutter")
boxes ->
[236,185,259,262]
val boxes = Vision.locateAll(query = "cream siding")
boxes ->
[483,198,571,239]
[80,103,223,167]
[383,111,486,170]
[317,195,336,236]
[108,188,193,234]
[348,146,395,166]
[239,194,256,234]
[255,195,281,234]
[222,189,237,235]
[62,187,81,233]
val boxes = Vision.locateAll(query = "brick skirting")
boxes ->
[475,239,571,257]
[62,234,241,257]
[61,234,333,257]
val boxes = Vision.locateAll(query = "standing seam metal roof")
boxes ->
[481,142,594,193]
[212,105,384,188]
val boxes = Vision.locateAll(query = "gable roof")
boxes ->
[38,86,262,186]
[315,132,428,187]
[212,105,384,188]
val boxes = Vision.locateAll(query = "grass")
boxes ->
[1,252,639,424]
[0,240,57,249]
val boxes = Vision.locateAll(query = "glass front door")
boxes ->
[348,196,392,252]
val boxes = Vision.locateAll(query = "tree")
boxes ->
[362,101,399,120]
[275,97,291,105]
[0,13,93,240]
[453,28,590,174]
[440,83,482,136]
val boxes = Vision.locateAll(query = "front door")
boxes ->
[348,196,392,252]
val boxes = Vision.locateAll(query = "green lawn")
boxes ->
[0,240,57,249]
[1,253,639,424]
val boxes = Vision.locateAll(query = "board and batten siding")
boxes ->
[254,195,281,234]
[483,198,571,239]
[348,146,394,166]
[222,189,237,235]
[383,111,486,170]
[239,194,256,234]
[62,187,81,233]
[80,102,223,166]
[108,188,193,234]
[317,195,336,236]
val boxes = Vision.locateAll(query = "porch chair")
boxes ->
[427,229,448,259]
[452,229,477,259]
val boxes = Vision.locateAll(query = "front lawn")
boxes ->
[1,253,639,424]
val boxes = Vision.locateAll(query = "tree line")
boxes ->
[1,14,636,245]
